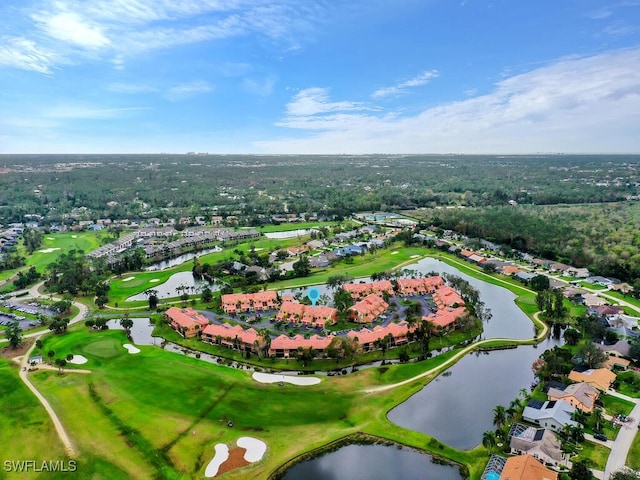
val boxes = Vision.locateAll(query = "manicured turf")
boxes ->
[0,359,66,479]
[28,325,495,479]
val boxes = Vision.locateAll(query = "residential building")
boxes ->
[221,291,279,313]
[522,399,577,432]
[349,294,389,323]
[343,280,394,299]
[499,454,558,480]
[165,307,210,338]
[508,424,564,465]
[276,301,338,328]
[547,382,599,413]
[347,321,413,351]
[202,323,259,352]
[268,334,333,358]
[568,368,616,392]
[396,276,444,296]
[422,306,467,331]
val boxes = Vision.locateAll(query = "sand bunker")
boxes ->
[71,235,77,238]
[205,444,229,478]
[150,279,160,283]
[37,247,61,253]
[206,437,267,478]
[252,372,320,386]
[69,355,88,365]
[123,344,140,354]
[237,437,267,462]
[391,251,399,255]
[122,276,135,282]
[410,255,420,258]
[46,237,55,240]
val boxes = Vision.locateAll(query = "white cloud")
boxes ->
[1,0,327,74]
[165,81,214,101]
[34,11,110,49]
[108,83,159,94]
[372,70,439,99]
[0,37,58,74]
[257,48,640,154]
[242,76,277,96]
[43,105,149,119]
[284,87,372,117]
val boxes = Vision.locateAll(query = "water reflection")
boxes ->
[105,317,159,345]
[280,443,463,480]
[125,271,216,301]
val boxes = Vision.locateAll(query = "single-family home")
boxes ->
[547,382,599,413]
[500,454,558,480]
[508,423,564,465]
[522,399,578,432]
[568,367,616,392]
[165,307,210,338]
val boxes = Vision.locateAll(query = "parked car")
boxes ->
[594,433,608,441]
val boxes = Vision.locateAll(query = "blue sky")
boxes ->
[1,0,640,154]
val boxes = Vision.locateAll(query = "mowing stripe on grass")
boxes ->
[87,382,179,480]
[161,382,237,453]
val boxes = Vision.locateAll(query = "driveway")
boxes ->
[603,390,640,479]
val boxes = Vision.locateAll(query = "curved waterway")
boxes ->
[279,443,463,480]
[388,256,561,449]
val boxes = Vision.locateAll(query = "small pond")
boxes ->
[106,317,159,345]
[279,443,463,480]
[264,229,313,239]
[125,271,216,302]
[144,246,223,271]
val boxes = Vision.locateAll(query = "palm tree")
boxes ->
[482,430,496,456]
[493,405,507,430]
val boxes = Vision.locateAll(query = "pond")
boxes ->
[386,256,563,450]
[279,443,463,480]
[105,317,159,345]
[125,271,217,302]
[144,246,223,271]
[387,337,561,450]
[264,229,313,239]
[405,257,534,339]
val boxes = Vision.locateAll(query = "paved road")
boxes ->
[3,281,89,457]
[603,390,640,479]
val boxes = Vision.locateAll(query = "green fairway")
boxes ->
[0,359,65,479]
[26,323,497,480]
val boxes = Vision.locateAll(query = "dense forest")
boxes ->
[421,202,640,281]
[0,154,638,224]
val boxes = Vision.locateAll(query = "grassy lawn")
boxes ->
[570,440,609,471]
[605,290,640,310]
[615,371,640,398]
[600,393,636,417]
[628,427,640,471]
[24,323,503,480]
[251,221,342,233]
[0,359,66,479]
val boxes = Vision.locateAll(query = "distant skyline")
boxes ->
[1,0,640,154]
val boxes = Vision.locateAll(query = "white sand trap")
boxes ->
[390,251,399,255]
[123,344,140,354]
[237,437,267,462]
[69,355,88,365]
[205,444,229,478]
[252,372,320,386]
[71,235,77,238]
[46,237,55,240]
[122,276,135,282]
[252,247,264,251]
[37,247,61,253]
[410,255,420,258]
[150,278,160,283]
